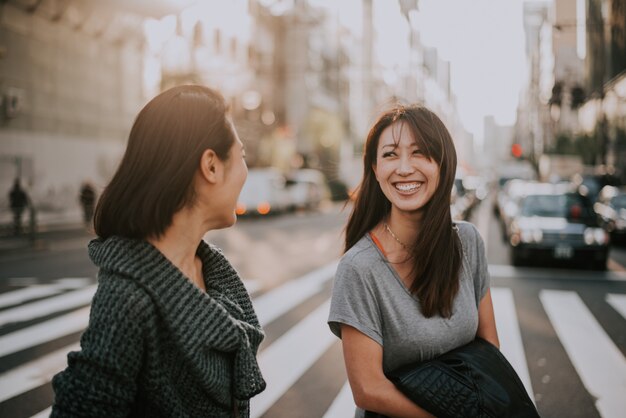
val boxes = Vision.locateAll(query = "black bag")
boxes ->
[365,338,540,418]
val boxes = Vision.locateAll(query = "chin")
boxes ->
[226,213,238,227]
[394,202,427,213]
[213,215,237,230]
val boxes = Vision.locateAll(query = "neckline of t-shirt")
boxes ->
[365,232,419,301]
[365,224,464,301]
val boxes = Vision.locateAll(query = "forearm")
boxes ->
[356,379,435,418]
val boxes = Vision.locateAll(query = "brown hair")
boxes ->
[94,85,235,240]
[345,104,462,318]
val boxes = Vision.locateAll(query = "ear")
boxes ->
[199,149,221,184]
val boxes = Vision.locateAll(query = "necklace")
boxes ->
[384,222,410,249]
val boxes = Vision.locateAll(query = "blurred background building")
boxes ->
[2,0,622,225]
[0,0,467,225]
[514,0,626,179]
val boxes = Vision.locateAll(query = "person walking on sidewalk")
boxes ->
[51,85,265,418]
[328,104,499,418]
[78,181,96,227]
[9,178,29,236]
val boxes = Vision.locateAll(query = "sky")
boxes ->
[414,0,529,141]
[313,0,531,142]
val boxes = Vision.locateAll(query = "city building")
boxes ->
[0,0,157,222]
[516,0,553,164]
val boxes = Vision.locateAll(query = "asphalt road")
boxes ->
[0,198,625,418]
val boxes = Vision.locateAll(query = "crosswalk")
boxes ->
[1,265,626,418]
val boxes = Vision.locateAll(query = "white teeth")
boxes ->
[395,182,420,192]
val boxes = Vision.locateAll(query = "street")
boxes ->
[1,198,625,418]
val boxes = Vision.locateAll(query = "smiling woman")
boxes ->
[328,103,499,418]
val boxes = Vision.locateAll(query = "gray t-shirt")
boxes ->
[328,221,490,374]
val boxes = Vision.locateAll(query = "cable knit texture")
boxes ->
[51,236,266,418]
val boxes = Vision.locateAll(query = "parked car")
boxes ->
[594,185,626,244]
[495,180,536,240]
[236,168,292,217]
[493,161,537,216]
[508,185,609,270]
[285,169,331,211]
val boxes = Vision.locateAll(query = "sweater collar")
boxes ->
[88,236,266,401]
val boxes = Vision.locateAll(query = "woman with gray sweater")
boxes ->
[51,85,265,417]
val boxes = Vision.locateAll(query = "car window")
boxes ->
[521,194,594,220]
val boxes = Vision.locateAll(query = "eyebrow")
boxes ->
[381,143,418,149]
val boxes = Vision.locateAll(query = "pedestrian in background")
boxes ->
[328,104,499,417]
[51,85,265,417]
[78,181,96,227]
[9,178,29,235]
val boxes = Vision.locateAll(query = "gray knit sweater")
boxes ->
[51,236,266,418]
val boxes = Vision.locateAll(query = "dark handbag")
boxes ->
[365,338,540,418]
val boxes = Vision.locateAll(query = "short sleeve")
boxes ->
[327,259,383,346]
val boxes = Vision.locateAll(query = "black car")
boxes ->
[509,188,609,270]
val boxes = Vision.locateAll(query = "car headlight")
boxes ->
[584,228,608,245]
[520,229,543,243]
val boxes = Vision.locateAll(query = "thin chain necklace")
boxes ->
[384,222,410,249]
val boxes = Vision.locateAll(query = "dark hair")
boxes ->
[345,104,462,318]
[94,85,235,239]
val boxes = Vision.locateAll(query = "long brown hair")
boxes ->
[94,85,235,240]
[345,104,462,318]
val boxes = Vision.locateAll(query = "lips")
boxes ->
[393,181,423,193]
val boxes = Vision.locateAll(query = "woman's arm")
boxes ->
[51,279,148,417]
[476,288,500,348]
[341,325,435,418]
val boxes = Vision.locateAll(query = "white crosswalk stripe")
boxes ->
[0,306,90,357]
[0,343,79,403]
[29,407,51,418]
[491,287,535,402]
[0,267,625,418]
[323,381,354,418]
[253,262,337,326]
[606,293,626,320]
[0,285,97,327]
[252,300,335,418]
[0,282,62,309]
[540,290,626,418]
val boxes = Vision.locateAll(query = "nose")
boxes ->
[396,156,415,176]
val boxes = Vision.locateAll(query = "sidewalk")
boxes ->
[0,208,92,257]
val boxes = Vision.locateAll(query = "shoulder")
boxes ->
[342,234,378,265]
[92,272,154,322]
[455,221,479,238]
[338,235,380,275]
[455,221,484,247]
[335,235,388,293]
[200,241,235,269]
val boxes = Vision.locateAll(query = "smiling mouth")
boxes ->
[394,182,422,193]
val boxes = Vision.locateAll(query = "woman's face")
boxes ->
[218,129,248,227]
[373,121,440,215]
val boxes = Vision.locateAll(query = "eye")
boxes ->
[412,149,424,156]
[382,151,396,158]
